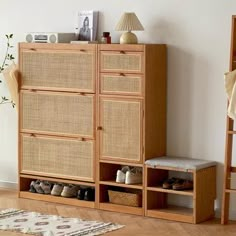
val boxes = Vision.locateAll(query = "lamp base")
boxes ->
[120,31,138,44]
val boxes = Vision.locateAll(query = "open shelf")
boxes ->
[19,191,95,208]
[99,202,143,216]
[146,186,193,196]
[99,180,143,190]
[146,205,194,223]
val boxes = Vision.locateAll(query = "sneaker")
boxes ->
[51,183,64,196]
[33,180,44,194]
[40,181,52,194]
[61,185,79,198]
[84,188,95,201]
[125,167,142,185]
[29,181,36,193]
[116,166,130,183]
[77,187,87,200]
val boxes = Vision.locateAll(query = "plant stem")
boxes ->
[0,37,10,73]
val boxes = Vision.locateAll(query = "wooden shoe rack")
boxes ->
[18,42,216,223]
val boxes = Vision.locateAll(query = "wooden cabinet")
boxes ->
[97,44,167,216]
[18,43,97,208]
[18,43,168,219]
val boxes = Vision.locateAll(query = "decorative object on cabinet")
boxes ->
[115,12,144,44]
[145,156,216,223]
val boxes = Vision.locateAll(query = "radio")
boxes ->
[25,33,77,43]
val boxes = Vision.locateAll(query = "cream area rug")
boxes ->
[0,209,124,236]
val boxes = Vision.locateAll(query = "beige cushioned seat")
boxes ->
[145,156,216,171]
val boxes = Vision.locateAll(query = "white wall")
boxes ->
[0,0,235,218]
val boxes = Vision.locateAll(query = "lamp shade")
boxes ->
[115,12,144,31]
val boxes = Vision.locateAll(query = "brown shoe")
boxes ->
[172,179,193,190]
[162,177,178,189]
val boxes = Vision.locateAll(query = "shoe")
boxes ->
[29,181,36,193]
[116,166,130,183]
[40,181,52,194]
[61,185,79,198]
[84,188,95,201]
[77,187,87,200]
[162,177,178,189]
[51,183,64,196]
[172,179,193,190]
[33,180,44,194]
[125,167,142,185]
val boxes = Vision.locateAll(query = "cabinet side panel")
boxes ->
[145,45,167,160]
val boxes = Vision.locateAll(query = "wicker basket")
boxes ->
[108,190,142,207]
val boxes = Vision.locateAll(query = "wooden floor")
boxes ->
[0,188,235,236]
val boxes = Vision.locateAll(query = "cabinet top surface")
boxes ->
[19,42,166,51]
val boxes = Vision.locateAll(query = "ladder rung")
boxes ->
[225,189,236,193]
[228,130,236,134]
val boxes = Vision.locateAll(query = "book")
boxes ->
[70,40,98,44]
[77,10,99,41]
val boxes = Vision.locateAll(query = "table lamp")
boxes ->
[115,12,144,44]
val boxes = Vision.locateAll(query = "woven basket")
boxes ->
[108,190,142,207]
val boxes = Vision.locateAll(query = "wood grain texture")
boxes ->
[0,189,235,236]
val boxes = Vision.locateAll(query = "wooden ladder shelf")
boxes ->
[221,15,236,224]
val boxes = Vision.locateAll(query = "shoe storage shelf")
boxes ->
[145,157,216,223]
[96,44,167,216]
[18,43,97,208]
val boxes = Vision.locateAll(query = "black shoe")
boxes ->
[84,188,95,201]
[77,187,86,200]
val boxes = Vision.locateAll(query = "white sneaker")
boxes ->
[116,166,130,183]
[125,167,142,185]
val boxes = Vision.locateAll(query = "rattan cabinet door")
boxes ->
[21,134,94,181]
[99,97,142,163]
[100,51,143,73]
[21,91,94,138]
[21,49,95,92]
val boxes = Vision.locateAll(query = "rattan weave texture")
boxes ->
[22,92,94,137]
[22,51,95,91]
[22,135,94,179]
[101,53,142,72]
[101,75,141,94]
[101,99,141,161]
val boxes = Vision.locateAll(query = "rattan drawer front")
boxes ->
[100,51,143,73]
[21,50,95,92]
[21,91,94,137]
[100,74,142,95]
[21,135,94,181]
[100,98,142,162]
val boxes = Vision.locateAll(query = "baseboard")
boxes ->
[215,208,236,221]
[0,180,18,190]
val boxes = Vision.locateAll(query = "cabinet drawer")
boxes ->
[100,51,143,73]
[100,73,143,96]
[20,49,95,92]
[20,91,94,138]
[21,134,94,181]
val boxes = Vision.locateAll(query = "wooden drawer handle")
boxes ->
[30,48,36,51]
[30,133,36,137]
[97,126,103,130]
[120,73,125,76]
[77,92,85,95]
[120,51,125,54]
[80,49,86,52]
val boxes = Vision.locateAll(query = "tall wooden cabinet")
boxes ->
[18,43,167,216]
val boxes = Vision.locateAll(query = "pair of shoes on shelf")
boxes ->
[51,184,79,198]
[116,166,142,185]
[162,178,193,190]
[77,187,95,201]
[29,180,52,194]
